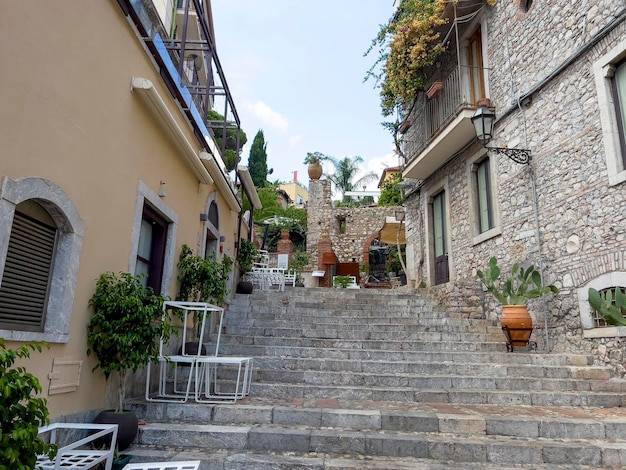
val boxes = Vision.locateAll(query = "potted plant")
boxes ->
[303,151,328,180]
[0,339,57,468]
[236,239,257,294]
[477,257,559,349]
[87,271,173,450]
[359,263,370,279]
[290,251,312,287]
[177,244,233,349]
[333,275,354,288]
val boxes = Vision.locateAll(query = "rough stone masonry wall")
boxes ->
[405,0,626,374]
[306,179,401,265]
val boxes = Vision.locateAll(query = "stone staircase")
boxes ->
[127,288,626,469]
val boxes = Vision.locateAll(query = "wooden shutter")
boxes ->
[0,212,57,331]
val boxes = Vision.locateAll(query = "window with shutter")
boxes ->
[0,208,57,332]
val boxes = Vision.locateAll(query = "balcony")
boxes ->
[121,0,241,167]
[402,66,478,181]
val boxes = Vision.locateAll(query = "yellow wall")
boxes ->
[0,1,239,418]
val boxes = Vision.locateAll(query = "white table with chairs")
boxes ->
[145,301,253,404]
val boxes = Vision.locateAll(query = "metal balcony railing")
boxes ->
[404,66,473,163]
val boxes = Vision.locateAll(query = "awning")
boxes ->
[378,216,406,245]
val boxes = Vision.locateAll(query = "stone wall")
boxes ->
[306,179,400,266]
[402,0,626,374]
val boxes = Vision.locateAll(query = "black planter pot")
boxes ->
[177,342,207,356]
[112,454,132,470]
[236,280,253,294]
[94,410,138,451]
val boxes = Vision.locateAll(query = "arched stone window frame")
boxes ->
[0,177,84,343]
[202,192,221,258]
[577,271,626,338]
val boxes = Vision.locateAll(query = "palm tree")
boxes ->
[326,156,378,205]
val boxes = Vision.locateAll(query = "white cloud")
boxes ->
[245,100,288,131]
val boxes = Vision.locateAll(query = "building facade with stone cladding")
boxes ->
[399,0,626,374]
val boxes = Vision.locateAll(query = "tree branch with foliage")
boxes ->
[325,155,378,205]
[0,339,57,468]
[248,130,273,187]
[366,0,495,117]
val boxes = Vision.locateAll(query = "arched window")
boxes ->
[0,177,84,343]
[203,197,220,259]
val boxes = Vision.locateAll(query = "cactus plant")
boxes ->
[588,286,626,326]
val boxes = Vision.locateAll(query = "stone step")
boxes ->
[214,344,595,367]
[123,447,623,469]
[222,321,496,336]
[222,313,493,327]
[216,335,509,352]
[242,382,625,407]
[248,356,613,380]
[128,417,626,467]
[128,399,626,439]
[224,326,504,342]
[248,372,617,394]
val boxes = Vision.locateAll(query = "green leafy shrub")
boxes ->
[177,244,233,305]
[0,339,57,469]
[87,272,172,413]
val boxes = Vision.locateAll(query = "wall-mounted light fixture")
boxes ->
[471,106,531,165]
[200,213,208,221]
[158,181,166,198]
[395,210,405,222]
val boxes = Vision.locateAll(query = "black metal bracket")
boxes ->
[501,325,537,352]
[487,147,531,165]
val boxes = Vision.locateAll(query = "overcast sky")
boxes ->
[211,0,399,191]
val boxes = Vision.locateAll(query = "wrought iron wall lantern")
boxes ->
[471,106,531,165]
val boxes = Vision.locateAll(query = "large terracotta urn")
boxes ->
[308,162,323,180]
[500,304,533,350]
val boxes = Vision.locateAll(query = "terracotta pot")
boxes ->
[308,162,323,180]
[500,304,533,348]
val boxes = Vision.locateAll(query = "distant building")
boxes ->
[279,182,309,208]
[377,166,403,189]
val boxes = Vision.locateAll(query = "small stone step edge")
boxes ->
[133,422,626,467]
[127,401,626,441]
[125,447,621,470]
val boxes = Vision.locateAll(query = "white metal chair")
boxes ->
[145,301,223,403]
[122,461,200,470]
[192,305,254,404]
[37,423,118,470]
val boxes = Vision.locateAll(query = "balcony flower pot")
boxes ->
[427,81,443,99]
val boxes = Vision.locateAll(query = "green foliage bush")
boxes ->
[0,339,57,469]
[87,272,172,412]
[177,244,233,305]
